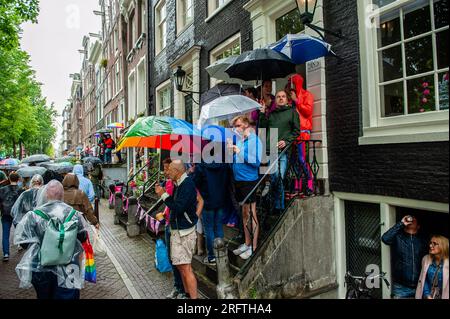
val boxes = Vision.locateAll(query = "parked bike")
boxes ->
[345,271,390,299]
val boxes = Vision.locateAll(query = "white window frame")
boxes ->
[115,59,122,93]
[177,0,194,34]
[156,80,172,117]
[207,0,233,21]
[358,0,449,145]
[209,33,241,87]
[141,0,147,35]
[155,0,167,55]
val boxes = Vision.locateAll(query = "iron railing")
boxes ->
[235,139,323,259]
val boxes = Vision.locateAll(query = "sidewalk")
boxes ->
[0,199,173,299]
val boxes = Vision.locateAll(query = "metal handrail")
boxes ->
[125,154,158,195]
[239,142,294,206]
[234,139,323,274]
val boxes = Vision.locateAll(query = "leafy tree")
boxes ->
[0,0,39,49]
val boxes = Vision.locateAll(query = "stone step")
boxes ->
[192,255,218,285]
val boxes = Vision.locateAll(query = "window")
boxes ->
[114,28,119,52]
[377,0,448,116]
[208,0,231,18]
[115,59,122,93]
[275,8,304,41]
[130,12,136,50]
[177,0,194,33]
[141,0,146,35]
[212,35,241,62]
[157,84,171,117]
[210,33,241,86]
[155,0,167,54]
[358,0,449,144]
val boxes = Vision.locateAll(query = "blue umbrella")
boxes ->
[269,34,335,65]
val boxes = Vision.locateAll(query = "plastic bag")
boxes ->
[92,227,107,257]
[155,239,172,273]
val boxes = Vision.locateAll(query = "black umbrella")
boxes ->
[16,166,47,178]
[200,83,243,106]
[224,48,296,81]
[82,156,102,164]
[44,163,74,174]
[21,154,51,164]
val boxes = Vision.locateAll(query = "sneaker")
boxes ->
[233,244,249,256]
[261,182,270,197]
[165,289,180,299]
[239,249,253,260]
[177,293,189,299]
[203,256,216,265]
[2,254,9,262]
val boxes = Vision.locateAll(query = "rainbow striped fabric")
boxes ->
[82,237,97,283]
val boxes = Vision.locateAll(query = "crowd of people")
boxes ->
[1,71,448,300]
[0,163,102,299]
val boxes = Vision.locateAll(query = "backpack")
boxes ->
[0,185,22,217]
[34,208,79,266]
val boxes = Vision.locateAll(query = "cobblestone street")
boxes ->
[0,200,173,299]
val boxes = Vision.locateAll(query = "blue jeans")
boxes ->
[202,208,224,261]
[105,148,112,163]
[2,215,13,256]
[392,282,416,299]
[31,272,80,299]
[297,143,312,184]
[165,226,184,293]
[271,153,288,210]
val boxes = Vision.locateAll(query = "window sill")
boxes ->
[205,1,233,23]
[359,116,449,145]
[176,21,193,37]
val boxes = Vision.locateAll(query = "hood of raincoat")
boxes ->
[11,187,41,226]
[13,199,88,290]
[73,164,84,176]
[62,173,79,190]
[288,73,305,97]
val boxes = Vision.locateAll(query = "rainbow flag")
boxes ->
[82,237,97,283]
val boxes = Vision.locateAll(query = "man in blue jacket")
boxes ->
[155,159,199,299]
[381,215,428,298]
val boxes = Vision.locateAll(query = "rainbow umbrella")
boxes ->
[116,116,204,153]
[0,158,20,166]
[107,122,125,129]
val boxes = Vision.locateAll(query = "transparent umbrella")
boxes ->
[197,95,261,127]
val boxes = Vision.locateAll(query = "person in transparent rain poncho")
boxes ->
[14,180,89,299]
[11,174,44,227]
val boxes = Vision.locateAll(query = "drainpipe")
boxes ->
[214,238,238,299]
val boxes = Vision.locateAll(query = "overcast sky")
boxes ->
[20,0,102,151]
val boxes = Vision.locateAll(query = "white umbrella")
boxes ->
[197,95,260,127]
[206,56,255,85]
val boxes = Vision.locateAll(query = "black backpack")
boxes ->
[0,185,22,217]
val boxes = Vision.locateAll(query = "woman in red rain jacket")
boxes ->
[288,74,314,195]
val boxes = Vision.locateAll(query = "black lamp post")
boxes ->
[173,66,201,104]
[295,0,344,40]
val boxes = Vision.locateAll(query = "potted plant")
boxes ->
[100,58,108,68]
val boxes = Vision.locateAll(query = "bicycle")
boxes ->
[345,271,390,299]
